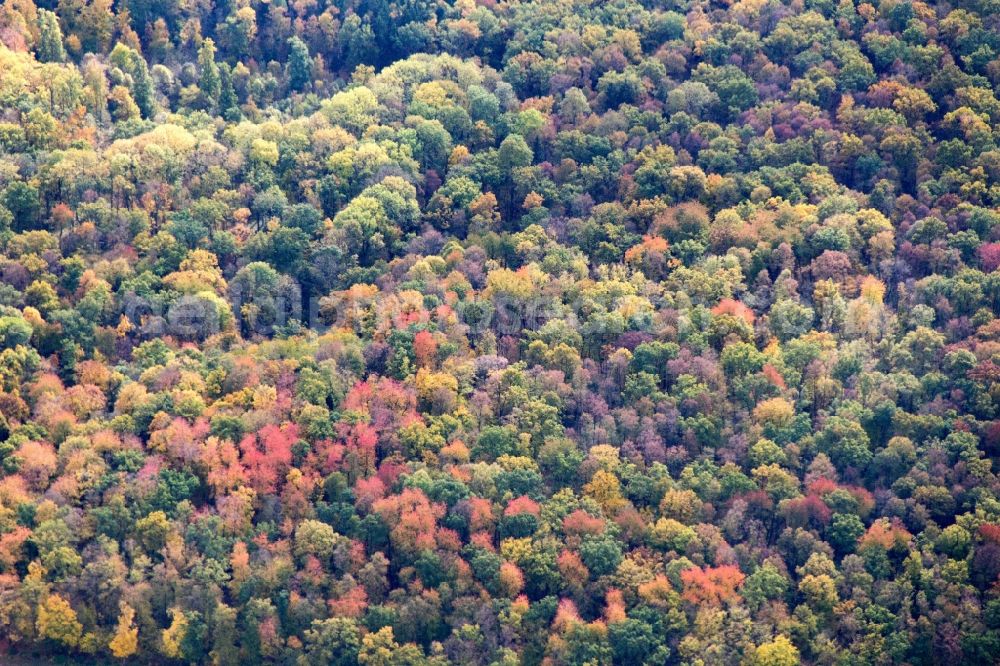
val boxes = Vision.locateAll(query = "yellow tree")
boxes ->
[160,607,189,659]
[583,470,627,515]
[751,635,800,666]
[37,593,82,648]
[108,601,138,658]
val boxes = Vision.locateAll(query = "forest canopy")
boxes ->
[0,0,999,663]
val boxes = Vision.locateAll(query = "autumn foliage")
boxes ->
[0,0,998,662]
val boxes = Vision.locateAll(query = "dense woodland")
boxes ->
[0,0,999,663]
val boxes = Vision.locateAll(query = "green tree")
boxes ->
[293,519,339,561]
[498,134,533,173]
[219,62,240,120]
[302,617,361,666]
[37,10,66,63]
[3,182,41,231]
[692,63,759,119]
[0,316,32,349]
[609,618,667,665]
[579,535,623,577]
[744,562,789,610]
[828,513,865,554]
[198,38,221,111]
[817,416,873,471]
[110,43,155,118]
[287,37,312,92]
